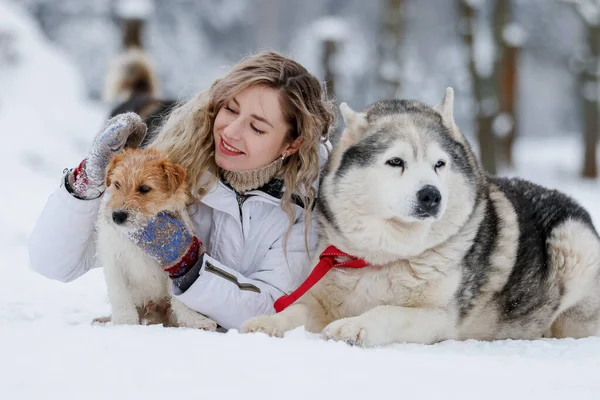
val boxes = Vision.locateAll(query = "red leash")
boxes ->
[273,245,370,313]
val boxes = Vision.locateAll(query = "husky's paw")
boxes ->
[322,317,375,347]
[240,315,289,337]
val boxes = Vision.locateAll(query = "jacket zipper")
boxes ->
[205,262,261,293]
[236,192,245,220]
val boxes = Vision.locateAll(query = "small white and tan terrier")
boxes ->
[94,147,216,330]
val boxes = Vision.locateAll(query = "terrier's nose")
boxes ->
[112,211,128,225]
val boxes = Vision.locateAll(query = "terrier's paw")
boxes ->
[322,317,372,347]
[177,316,218,331]
[92,315,111,324]
[169,298,218,331]
[240,315,289,337]
[111,311,140,325]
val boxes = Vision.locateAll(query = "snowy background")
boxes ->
[1,0,600,398]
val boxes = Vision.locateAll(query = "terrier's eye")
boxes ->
[114,182,121,190]
[138,185,151,194]
[435,160,446,170]
[386,157,405,168]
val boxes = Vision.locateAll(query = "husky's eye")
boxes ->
[435,160,446,170]
[114,181,121,190]
[386,157,405,168]
[138,185,151,194]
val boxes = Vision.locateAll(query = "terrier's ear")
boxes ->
[105,153,123,187]
[339,102,368,146]
[435,87,463,140]
[162,161,187,194]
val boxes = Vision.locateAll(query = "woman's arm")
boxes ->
[28,113,147,282]
[172,218,316,330]
[28,179,102,282]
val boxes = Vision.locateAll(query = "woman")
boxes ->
[28,51,335,330]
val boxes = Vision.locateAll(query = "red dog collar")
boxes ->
[273,245,370,313]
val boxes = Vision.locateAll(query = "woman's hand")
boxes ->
[67,112,147,199]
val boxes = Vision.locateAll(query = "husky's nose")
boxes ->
[112,211,128,225]
[416,185,441,216]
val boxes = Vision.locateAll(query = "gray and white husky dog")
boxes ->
[241,88,600,347]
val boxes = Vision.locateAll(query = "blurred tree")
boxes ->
[322,38,338,99]
[0,30,19,67]
[458,0,499,175]
[377,0,405,99]
[561,0,599,178]
[496,0,524,168]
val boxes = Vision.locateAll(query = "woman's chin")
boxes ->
[215,154,241,172]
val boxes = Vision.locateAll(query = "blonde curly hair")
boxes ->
[150,51,335,252]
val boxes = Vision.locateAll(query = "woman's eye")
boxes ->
[250,124,265,135]
[386,157,405,168]
[224,105,238,114]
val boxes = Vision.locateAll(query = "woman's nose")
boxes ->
[223,116,244,139]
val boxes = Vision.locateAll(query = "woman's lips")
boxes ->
[219,137,244,156]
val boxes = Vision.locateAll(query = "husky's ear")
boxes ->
[340,102,368,145]
[436,87,455,125]
[435,87,463,140]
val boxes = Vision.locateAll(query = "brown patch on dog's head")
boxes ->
[104,148,189,224]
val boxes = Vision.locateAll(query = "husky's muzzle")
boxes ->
[413,185,441,218]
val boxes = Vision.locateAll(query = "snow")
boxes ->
[115,0,154,20]
[463,0,485,8]
[561,0,600,26]
[502,22,528,47]
[492,112,514,137]
[582,80,599,102]
[473,19,496,78]
[291,16,371,107]
[310,16,349,41]
[2,2,600,399]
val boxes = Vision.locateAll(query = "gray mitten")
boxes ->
[67,112,147,199]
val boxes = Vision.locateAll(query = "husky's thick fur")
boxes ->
[95,148,216,330]
[242,88,600,346]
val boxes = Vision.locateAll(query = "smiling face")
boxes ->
[213,85,300,172]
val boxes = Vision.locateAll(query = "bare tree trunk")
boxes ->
[322,39,337,100]
[377,0,404,98]
[495,0,519,168]
[581,23,599,178]
[498,44,519,166]
[122,18,145,49]
[321,38,342,142]
[459,0,498,175]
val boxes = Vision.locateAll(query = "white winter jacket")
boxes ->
[29,145,329,330]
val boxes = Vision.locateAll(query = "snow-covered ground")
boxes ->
[2,2,600,399]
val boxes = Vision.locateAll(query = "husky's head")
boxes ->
[318,88,483,263]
